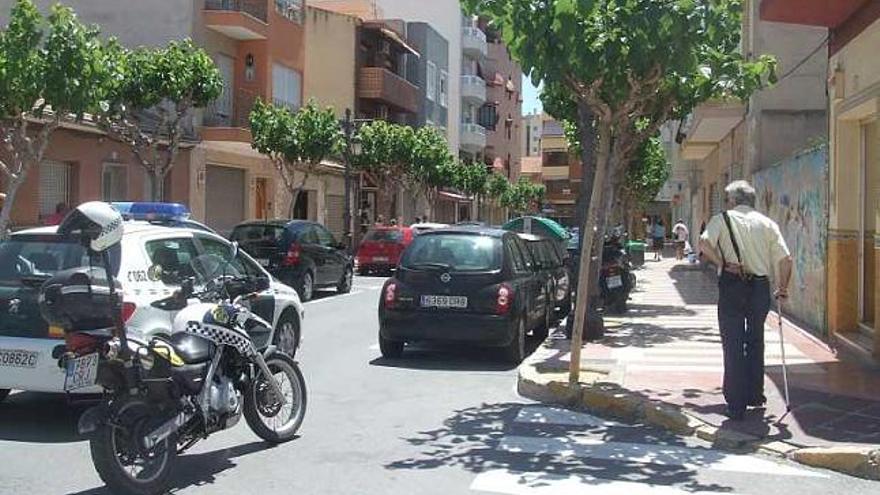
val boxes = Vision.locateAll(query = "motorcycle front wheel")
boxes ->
[244,352,307,443]
[90,398,177,495]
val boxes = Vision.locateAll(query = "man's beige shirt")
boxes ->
[700,205,790,277]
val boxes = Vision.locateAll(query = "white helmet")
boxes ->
[57,201,124,252]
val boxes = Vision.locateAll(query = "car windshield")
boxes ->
[0,236,91,284]
[401,234,501,272]
[364,229,404,243]
[232,224,286,244]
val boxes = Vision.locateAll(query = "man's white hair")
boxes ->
[725,180,756,208]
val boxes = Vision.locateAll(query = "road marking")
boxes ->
[496,435,828,477]
[471,469,741,495]
[624,364,827,374]
[513,406,618,427]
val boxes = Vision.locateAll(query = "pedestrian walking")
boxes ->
[652,219,666,261]
[699,181,793,420]
[672,218,689,261]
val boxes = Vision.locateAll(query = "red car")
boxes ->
[357,227,414,275]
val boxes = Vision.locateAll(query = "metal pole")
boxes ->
[776,298,793,424]
[343,108,353,254]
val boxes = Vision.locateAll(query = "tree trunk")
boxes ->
[569,119,614,386]
[0,174,25,240]
[149,171,164,202]
[288,187,303,219]
[376,179,395,222]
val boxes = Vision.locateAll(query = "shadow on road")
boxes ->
[384,401,735,493]
[68,440,281,495]
[0,391,94,443]
[369,333,543,373]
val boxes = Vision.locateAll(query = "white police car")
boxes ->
[0,205,304,399]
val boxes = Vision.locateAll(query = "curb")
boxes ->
[517,342,880,481]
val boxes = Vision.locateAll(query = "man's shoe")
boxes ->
[747,395,767,408]
[726,406,745,421]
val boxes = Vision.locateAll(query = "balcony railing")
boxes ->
[461,75,486,104]
[460,122,487,152]
[462,26,487,58]
[357,67,419,114]
[203,88,259,129]
[204,0,268,23]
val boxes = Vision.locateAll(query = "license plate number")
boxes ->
[421,295,468,308]
[64,353,99,391]
[256,258,270,267]
[0,349,39,368]
[373,256,389,262]
[607,275,623,289]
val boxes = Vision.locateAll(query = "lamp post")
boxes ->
[341,108,366,254]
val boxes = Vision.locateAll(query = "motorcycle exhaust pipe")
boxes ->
[143,411,191,450]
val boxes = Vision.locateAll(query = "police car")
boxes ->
[0,204,304,399]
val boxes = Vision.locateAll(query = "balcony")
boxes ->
[679,100,745,160]
[460,123,487,153]
[204,0,269,40]
[201,88,259,142]
[461,75,487,105]
[760,0,869,27]
[357,67,419,114]
[462,26,487,59]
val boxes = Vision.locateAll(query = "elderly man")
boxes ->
[699,181,793,420]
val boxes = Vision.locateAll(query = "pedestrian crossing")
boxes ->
[469,405,829,495]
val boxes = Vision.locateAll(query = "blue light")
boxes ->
[111,202,191,221]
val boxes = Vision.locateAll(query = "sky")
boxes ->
[521,74,543,116]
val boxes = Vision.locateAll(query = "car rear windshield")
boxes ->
[364,229,404,243]
[231,224,286,244]
[401,234,501,272]
[0,236,91,284]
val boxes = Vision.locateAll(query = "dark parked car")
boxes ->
[378,227,552,363]
[518,233,572,323]
[231,220,353,302]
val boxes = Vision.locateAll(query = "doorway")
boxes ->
[254,177,269,220]
[859,121,879,330]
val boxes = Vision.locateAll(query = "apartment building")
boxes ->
[483,23,523,182]
[522,112,544,158]
[540,118,581,227]
[459,14,488,164]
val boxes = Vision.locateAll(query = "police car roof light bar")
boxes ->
[110,202,191,222]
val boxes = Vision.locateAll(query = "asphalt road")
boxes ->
[0,276,876,494]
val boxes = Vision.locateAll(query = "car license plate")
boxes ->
[607,275,623,289]
[64,353,99,391]
[421,295,468,309]
[256,258,270,267]
[0,349,39,368]
[373,256,389,262]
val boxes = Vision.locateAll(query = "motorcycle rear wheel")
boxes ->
[244,352,307,443]
[90,398,177,495]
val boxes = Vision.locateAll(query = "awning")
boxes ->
[503,216,571,241]
[438,191,472,202]
[379,27,420,58]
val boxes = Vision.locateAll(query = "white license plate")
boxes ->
[0,349,39,368]
[64,353,99,391]
[256,258,270,267]
[373,256,389,262]
[421,295,468,309]
[607,275,623,289]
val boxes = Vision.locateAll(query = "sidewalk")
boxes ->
[520,257,880,478]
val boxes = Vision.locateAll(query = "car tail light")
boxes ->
[65,332,101,356]
[496,284,513,315]
[283,243,302,266]
[384,282,397,308]
[121,302,137,323]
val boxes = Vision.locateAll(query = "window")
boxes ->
[275,0,303,23]
[314,225,336,247]
[102,164,127,202]
[513,237,535,271]
[39,160,70,218]
[145,238,200,286]
[504,237,527,273]
[272,63,302,111]
[298,226,319,245]
[401,234,501,272]
[426,62,437,101]
[439,70,449,108]
[197,236,261,278]
[478,104,497,131]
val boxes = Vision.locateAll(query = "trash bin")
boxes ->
[626,240,647,267]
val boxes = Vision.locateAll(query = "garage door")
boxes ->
[206,165,245,237]
[326,194,345,239]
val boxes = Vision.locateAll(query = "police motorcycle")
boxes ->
[39,202,306,495]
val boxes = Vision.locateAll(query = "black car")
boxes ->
[378,227,552,363]
[518,233,572,323]
[231,220,353,302]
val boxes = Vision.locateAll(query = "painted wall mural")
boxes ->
[753,146,828,336]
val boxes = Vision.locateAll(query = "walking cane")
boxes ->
[775,296,793,424]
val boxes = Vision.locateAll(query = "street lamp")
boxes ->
[341,108,367,254]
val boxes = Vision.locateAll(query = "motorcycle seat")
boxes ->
[165,332,216,364]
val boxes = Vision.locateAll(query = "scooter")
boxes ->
[600,232,636,314]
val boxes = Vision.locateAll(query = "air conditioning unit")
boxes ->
[376,105,389,120]
[562,188,571,195]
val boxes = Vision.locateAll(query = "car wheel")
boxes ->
[534,304,552,341]
[297,271,314,302]
[503,315,526,364]
[337,266,353,294]
[379,334,404,359]
[273,311,300,358]
[0,389,9,403]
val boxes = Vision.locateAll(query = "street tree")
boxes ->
[618,137,670,232]
[466,0,774,383]
[410,126,455,221]
[452,160,489,218]
[250,100,343,217]
[485,171,511,218]
[502,177,545,216]
[0,0,114,236]
[101,39,222,201]
[353,120,417,221]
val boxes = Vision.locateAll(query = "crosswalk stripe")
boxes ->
[471,469,741,495]
[496,436,828,478]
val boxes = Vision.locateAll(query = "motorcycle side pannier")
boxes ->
[39,266,122,332]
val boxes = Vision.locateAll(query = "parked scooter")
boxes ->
[600,230,636,314]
